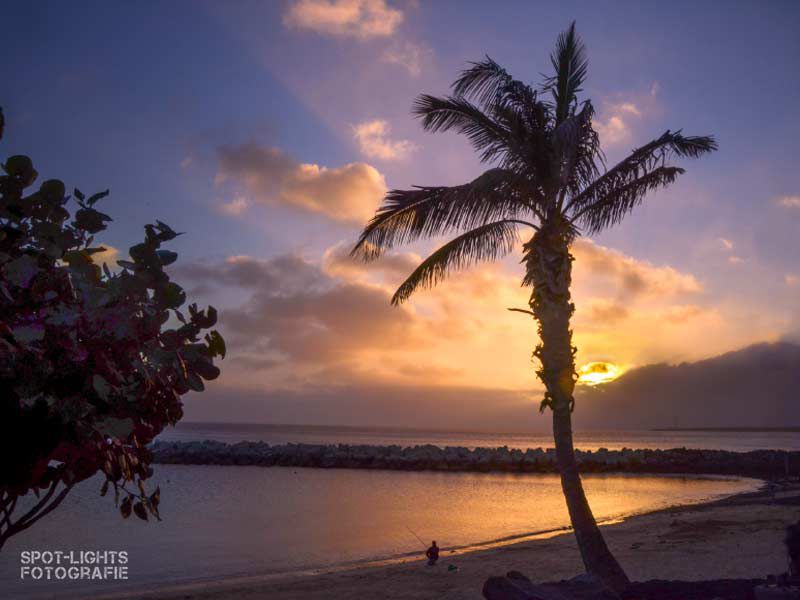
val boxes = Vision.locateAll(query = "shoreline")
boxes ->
[95,478,798,600]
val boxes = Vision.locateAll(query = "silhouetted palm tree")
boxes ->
[352,23,715,591]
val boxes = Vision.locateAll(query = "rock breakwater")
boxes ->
[150,440,800,478]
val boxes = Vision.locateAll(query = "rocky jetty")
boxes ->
[150,440,800,479]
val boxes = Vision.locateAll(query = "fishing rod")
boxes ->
[405,525,428,549]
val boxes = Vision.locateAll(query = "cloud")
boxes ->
[218,196,249,217]
[175,252,452,392]
[786,274,799,287]
[777,195,800,209]
[572,239,703,300]
[223,274,415,364]
[322,241,420,282]
[658,304,705,324]
[283,0,403,39]
[353,119,417,161]
[593,115,630,147]
[381,41,431,76]
[194,239,708,392]
[593,83,659,149]
[215,143,386,223]
[580,299,630,324]
[173,233,783,427]
[175,253,327,292]
[184,383,540,433]
[174,245,542,393]
[91,245,120,268]
[715,237,744,265]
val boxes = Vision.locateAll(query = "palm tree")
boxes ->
[352,23,716,591]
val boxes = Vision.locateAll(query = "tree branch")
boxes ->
[0,484,74,550]
[10,479,59,530]
[0,495,17,530]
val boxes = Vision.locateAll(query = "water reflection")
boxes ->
[1,466,757,598]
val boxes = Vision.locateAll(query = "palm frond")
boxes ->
[551,100,601,194]
[572,166,684,234]
[418,56,560,185]
[452,57,543,118]
[413,94,513,164]
[452,56,515,106]
[352,169,537,259]
[565,130,717,224]
[544,21,588,125]
[488,98,552,177]
[391,220,519,305]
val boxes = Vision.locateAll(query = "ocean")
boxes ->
[1,423,783,598]
[159,421,800,452]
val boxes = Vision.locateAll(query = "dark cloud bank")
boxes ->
[574,342,800,430]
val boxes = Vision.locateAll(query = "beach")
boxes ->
[3,426,791,599]
[97,484,799,600]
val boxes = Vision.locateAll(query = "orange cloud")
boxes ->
[218,196,249,217]
[91,244,120,268]
[580,298,630,324]
[593,83,660,149]
[174,235,771,401]
[777,195,800,209]
[381,41,431,76]
[353,119,417,160]
[572,238,703,300]
[283,0,403,39]
[215,143,386,224]
[322,241,420,283]
[658,304,706,323]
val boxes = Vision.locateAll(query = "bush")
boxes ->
[0,108,224,548]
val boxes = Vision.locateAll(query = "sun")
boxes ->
[576,362,624,386]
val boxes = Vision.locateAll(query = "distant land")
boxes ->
[652,427,800,432]
[575,342,800,430]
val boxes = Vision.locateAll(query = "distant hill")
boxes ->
[574,342,800,429]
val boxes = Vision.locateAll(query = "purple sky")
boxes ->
[3,1,799,429]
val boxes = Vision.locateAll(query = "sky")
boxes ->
[2,0,799,430]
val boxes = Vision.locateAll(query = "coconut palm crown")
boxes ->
[352,22,716,591]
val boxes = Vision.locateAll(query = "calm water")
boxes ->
[2,465,758,599]
[159,421,800,452]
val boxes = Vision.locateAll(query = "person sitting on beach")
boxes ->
[425,541,439,566]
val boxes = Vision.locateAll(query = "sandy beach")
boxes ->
[98,484,799,600]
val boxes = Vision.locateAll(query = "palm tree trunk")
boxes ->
[527,223,629,593]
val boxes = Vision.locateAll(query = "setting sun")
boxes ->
[577,362,624,386]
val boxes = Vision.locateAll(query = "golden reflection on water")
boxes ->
[1,467,758,598]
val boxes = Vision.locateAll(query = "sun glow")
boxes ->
[577,362,623,386]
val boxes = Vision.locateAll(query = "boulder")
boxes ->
[483,571,619,600]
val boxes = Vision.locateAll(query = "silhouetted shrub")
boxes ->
[0,108,225,547]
